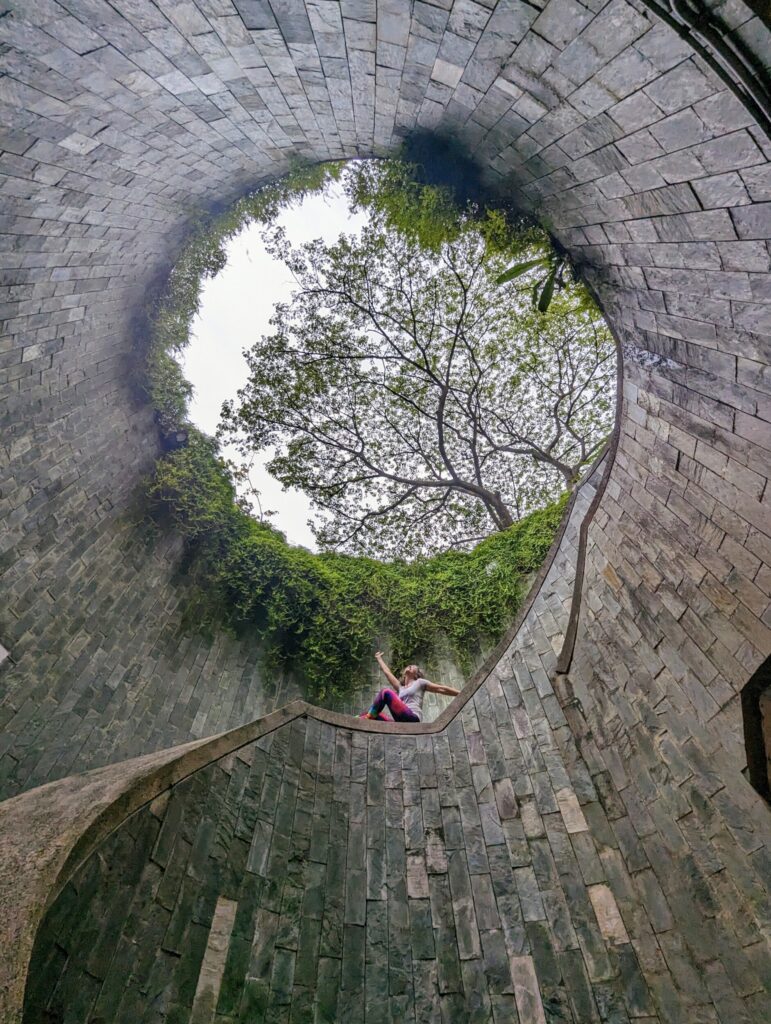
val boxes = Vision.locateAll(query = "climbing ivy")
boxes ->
[141,156,571,700]
[344,135,545,257]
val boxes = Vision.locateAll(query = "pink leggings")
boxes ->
[363,688,420,722]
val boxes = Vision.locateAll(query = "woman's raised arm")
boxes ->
[375,651,401,689]
[425,681,461,697]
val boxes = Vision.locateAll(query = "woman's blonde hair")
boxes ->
[400,664,424,685]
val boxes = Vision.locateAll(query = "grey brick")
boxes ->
[643,60,716,114]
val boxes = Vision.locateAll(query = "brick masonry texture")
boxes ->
[26,476,629,1024]
[24,471,771,1021]
[0,0,769,792]
[1,0,771,1020]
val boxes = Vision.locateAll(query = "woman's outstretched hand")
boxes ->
[374,651,399,689]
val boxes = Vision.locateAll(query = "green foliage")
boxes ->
[346,158,464,252]
[146,431,567,700]
[496,258,551,284]
[347,135,593,318]
[346,136,543,258]
[223,187,613,557]
[496,250,571,313]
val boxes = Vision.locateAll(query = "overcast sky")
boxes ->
[180,180,368,550]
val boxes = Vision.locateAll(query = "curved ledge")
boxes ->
[0,703,304,1022]
[637,0,771,140]
[556,309,625,675]
[0,457,602,1023]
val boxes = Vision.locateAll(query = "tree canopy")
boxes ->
[140,155,615,698]
[220,177,615,558]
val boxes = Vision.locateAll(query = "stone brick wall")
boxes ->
[25,471,630,1024]
[760,684,771,795]
[24,469,771,1021]
[1,0,770,800]
[3,2,771,1018]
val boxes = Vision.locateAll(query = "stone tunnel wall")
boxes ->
[1,0,770,801]
[23,470,771,1022]
[2,2,771,1021]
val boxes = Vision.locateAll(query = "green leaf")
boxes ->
[537,267,557,313]
[495,258,550,285]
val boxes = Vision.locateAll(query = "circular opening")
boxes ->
[140,150,618,706]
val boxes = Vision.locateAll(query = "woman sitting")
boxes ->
[360,650,461,723]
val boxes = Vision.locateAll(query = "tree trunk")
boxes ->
[488,491,514,531]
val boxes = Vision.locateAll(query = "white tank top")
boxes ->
[398,678,428,720]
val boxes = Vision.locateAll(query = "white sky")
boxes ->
[180,180,368,550]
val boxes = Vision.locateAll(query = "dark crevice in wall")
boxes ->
[742,653,771,801]
[740,0,771,25]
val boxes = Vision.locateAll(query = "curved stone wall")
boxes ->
[20,464,771,1022]
[1,468,591,1022]
[22,470,637,1024]
[2,2,771,1019]
[1,0,770,798]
